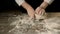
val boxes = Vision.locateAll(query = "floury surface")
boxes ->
[0,10,60,34]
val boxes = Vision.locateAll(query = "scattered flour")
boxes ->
[8,14,60,34]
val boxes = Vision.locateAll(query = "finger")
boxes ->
[35,8,39,14]
[38,9,42,15]
[38,9,45,15]
[35,7,41,14]
[41,9,45,15]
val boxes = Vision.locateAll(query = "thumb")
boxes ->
[38,9,45,15]
[35,7,41,14]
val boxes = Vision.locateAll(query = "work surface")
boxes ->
[0,10,60,34]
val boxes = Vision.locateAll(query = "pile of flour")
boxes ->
[8,14,60,34]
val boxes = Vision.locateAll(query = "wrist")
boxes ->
[39,2,49,9]
[44,0,54,4]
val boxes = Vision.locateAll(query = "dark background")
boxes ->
[0,0,60,12]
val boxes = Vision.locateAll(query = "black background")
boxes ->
[0,0,60,12]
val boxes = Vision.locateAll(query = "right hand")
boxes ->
[27,9,35,19]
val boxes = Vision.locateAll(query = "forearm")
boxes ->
[39,2,49,9]
[39,0,54,9]
[21,2,34,12]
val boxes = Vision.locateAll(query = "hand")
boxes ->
[35,7,46,19]
[27,9,35,19]
[35,7,45,15]
[21,2,35,19]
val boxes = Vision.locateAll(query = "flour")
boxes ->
[8,13,60,34]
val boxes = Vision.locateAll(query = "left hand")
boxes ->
[35,7,46,19]
[35,7,45,15]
